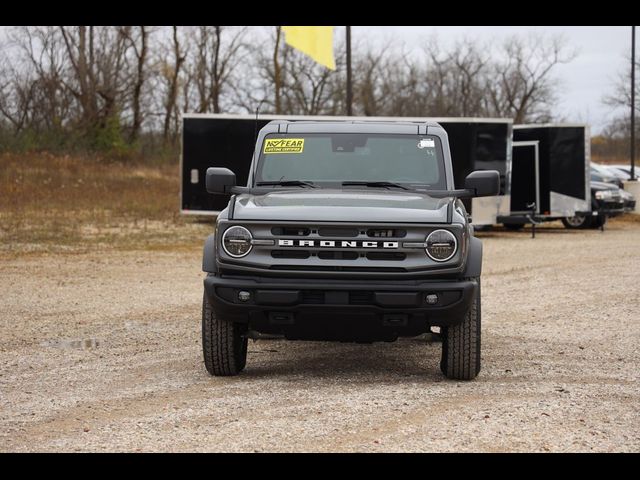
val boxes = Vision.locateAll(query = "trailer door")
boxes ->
[510,141,540,214]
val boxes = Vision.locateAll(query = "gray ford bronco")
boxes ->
[202,120,499,380]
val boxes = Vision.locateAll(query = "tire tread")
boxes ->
[202,292,247,376]
[441,277,481,380]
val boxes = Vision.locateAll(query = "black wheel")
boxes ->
[440,277,481,380]
[503,223,525,231]
[202,291,248,376]
[561,215,592,229]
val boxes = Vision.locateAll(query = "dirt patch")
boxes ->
[0,219,638,452]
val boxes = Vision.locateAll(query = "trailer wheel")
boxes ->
[202,292,248,376]
[503,223,525,231]
[561,215,591,229]
[440,277,481,381]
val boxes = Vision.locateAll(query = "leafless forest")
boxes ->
[0,26,636,160]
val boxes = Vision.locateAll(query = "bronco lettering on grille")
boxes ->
[278,240,399,249]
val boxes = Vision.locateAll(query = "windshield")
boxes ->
[255,133,447,189]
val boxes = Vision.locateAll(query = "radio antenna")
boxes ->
[254,99,266,144]
[252,99,266,186]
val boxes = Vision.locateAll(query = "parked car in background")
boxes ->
[595,164,631,181]
[591,164,623,188]
[562,181,625,229]
[620,188,637,212]
[607,164,638,180]
[591,164,636,212]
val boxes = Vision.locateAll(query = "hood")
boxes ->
[591,181,620,192]
[232,189,452,223]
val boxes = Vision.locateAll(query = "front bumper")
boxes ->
[204,273,477,335]
[623,199,636,212]
[594,199,625,216]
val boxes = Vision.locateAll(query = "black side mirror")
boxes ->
[206,167,236,195]
[464,170,500,197]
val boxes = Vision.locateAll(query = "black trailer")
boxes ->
[500,124,591,227]
[181,114,512,223]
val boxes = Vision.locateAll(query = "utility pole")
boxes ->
[346,26,353,116]
[632,25,636,180]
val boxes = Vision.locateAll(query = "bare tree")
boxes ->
[158,26,186,144]
[0,27,73,134]
[602,55,640,137]
[232,27,289,115]
[281,40,345,115]
[350,44,410,117]
[121,26,149,143]
[448,40,489,117]
[416,38,490,117]
[53,25,136,148]
[486,34,577,123]
[186,26,247,114]
[1,26,581,156]
[604,57,640,112]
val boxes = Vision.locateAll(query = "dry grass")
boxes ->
[2,152,639,257]
[0,152,212,257]
[611,213,640,224]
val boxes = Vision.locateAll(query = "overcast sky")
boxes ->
[352,26,634,134]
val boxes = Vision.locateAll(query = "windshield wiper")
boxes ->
[256,180,316,188]
[342,181,410,191]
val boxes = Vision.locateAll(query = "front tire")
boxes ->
[202,291,248,376]
[440,277,481,380]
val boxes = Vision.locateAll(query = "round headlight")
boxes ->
[222,226,253,258]
[425,229,457,262]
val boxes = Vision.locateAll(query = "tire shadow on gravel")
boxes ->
[236,339,446,383]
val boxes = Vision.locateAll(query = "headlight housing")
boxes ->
[595,190,615,200]
[222,226,253,258]
[425,229,457,262]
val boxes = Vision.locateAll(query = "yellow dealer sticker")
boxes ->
[264,138,305,154]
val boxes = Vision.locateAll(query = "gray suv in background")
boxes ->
[202,120,499,380]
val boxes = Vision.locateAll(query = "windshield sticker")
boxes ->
[418,138,435,149]
[264,138,305,154]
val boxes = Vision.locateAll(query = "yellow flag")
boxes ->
[282,26,336,70]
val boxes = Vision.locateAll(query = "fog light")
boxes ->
[238,291,251,302]
[425,294,439,305]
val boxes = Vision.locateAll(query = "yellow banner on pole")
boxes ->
[282,26,336,70]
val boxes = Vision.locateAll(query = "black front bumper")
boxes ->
[594,199,625,216]
[623,199,636,212]
[204,274,477,339]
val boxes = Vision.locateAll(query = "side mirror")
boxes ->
[464,170,500,197]
[206,167,236,195]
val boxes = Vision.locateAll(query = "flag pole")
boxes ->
[346,26,353,116]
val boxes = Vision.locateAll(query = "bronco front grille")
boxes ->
[221,222,463,274]
[318,251,359,260]
[270,265,406,273]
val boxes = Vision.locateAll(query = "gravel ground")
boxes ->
[1,221,639,452]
